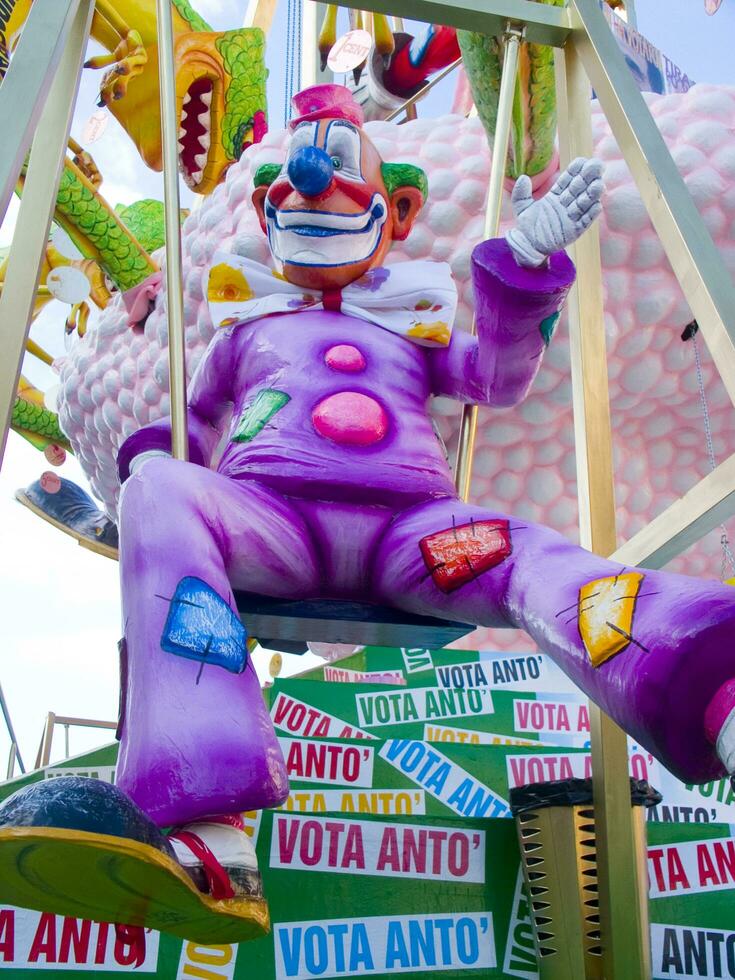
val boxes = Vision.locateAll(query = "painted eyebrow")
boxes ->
[328,121,359,134]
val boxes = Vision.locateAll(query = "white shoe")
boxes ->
[169,818,262,899]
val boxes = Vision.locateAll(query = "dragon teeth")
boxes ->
[183,92,191,106]
[192,169,203,184]
[194,152,207,169]
[201,90,212,107]
[199,133,211,151]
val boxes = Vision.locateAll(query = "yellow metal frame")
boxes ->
[0,0,95,469]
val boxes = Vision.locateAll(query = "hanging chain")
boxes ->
[692,329,735,579]
[283,0,304,127]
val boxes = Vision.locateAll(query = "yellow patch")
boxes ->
[271,269,287,281]
[578,571,645,668]
[407,320,450,346]
[208,263,254,303]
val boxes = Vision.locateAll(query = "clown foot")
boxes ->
[2,84,735,941]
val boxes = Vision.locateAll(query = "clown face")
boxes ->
[253,117,423,291]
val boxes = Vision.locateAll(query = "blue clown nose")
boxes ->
[287,145,334,197]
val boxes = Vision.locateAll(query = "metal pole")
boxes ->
[0,681,25,774]
[6,744,17,780]
[555,42,651,979]
[0,0,94,472]
[454,26,523,501]
[155,0,188,460]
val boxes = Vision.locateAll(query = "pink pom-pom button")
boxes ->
[312,391,388,446]
[324,344,366,373]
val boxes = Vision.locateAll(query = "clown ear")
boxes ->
[388,186,424,242]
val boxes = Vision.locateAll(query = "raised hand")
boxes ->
[506,157,604,268]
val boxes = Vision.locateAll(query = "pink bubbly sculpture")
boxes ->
[5,85,733,942]
[56,86,735,630]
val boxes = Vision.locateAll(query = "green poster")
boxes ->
[276,735,598,821]
[647,821,735,980]
[296,646,577,695]
[0,810,521,979]
[267,677,590,745]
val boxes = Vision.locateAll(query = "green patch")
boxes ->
[171,0,212,32]
[381,162,428,199]
[539,311,560,347]
[115,199,187,255]
[233,389,290,443]
[253,163,282,188]
[215,29,267,162]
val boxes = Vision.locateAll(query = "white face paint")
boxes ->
[266,192,387,267]
[266,120,387,268]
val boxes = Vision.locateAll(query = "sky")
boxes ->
[0,0,734,775]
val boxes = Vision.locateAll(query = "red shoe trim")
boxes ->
[169,830,236,900]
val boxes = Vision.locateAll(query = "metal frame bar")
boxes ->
[156,0,188,460]
[315,0,573,47]
[556,40,650,978]
[0,0,95,471]
[0,0,80,225]
[302,1,331,89]
[0,681,25,775]
[34,713,117,770]
[243,0,280,32]
[613,452,735,569]
[570,0,735,410]
[384,57,462,122]
[454,27,522,501]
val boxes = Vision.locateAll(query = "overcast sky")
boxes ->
[0,0,733,775]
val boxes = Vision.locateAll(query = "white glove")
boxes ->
[129,449,171,476]
[506,157,604,268]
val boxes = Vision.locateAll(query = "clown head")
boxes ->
[252,85,427,291]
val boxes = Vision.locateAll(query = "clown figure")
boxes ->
[3,85,735,926]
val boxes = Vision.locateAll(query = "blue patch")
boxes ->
[161,577,247,674]
[539,311,561,347]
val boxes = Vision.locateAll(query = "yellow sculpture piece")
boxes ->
[578,571,646,668]
[1,0,268,195]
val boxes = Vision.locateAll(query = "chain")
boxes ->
[692,330,735,579]
[283,0,304,127]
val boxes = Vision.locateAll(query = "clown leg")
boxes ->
[373,497,735,785]
[117,458,320,826]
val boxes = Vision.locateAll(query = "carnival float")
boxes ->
[0,0,733,976]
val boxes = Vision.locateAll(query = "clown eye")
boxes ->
[324,122,361,181]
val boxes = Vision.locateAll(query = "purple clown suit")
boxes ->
[115,85,735,834]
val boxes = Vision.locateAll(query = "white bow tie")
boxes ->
[205,252,458,347]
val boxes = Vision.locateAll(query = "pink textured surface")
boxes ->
[56,85,735,651]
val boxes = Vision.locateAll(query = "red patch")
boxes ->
[420,519,512,593]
